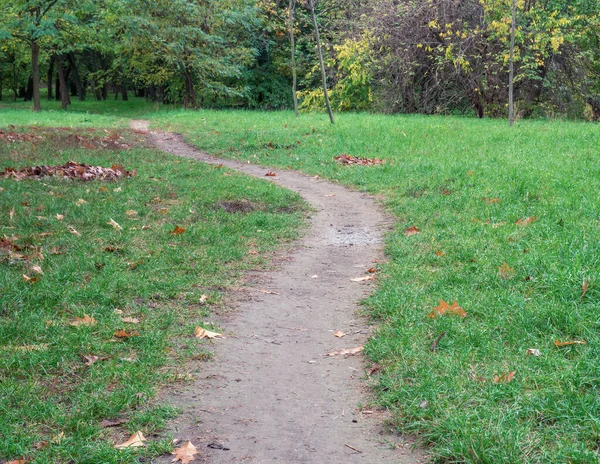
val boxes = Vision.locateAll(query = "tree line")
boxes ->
[1,0,599,119]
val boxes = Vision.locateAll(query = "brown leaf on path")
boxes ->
[333,331,346,338]
[350,275,374,282]
[323,345,364,357]
[554,339,586,347]
[170,225,186,235]
[366,364,381,376]
[582,280,589,299]
[115,431,146,449]
[108,218,123,230]
[515,216,538,226]
[493,371,516,383]
[265,172,277,177]
[121,317,140,324]
[498,262,515,279]
[172,441,199,464]
[404,226,420,236]
[114,330,140,338]
[195,326,225,339]
[260,289,280,295]
[427,300,466,318]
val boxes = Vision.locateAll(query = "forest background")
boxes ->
[1,0,600,120]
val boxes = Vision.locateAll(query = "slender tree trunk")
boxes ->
[31,40,41,111]
[508,0,516,126]
[47,55,55,100]
[67,52,85,100]
[183,66,197,109]
[289,0,299,117]
[308,0,334,124]
[56,54,71,110]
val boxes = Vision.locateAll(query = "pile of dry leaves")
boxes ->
[334,154,385,166]
[1,161,136,181]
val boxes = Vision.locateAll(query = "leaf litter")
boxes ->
[1,161,135,181]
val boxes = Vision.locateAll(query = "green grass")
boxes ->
[0,124,307,463]
[147,109,600,463]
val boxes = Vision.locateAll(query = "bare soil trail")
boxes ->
[131,121,425,464]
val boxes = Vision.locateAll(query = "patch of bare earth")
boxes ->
[131,120,426,464]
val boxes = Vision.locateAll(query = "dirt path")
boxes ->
[131,121,425,464]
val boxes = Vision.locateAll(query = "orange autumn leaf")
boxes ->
[435,250,446,257]
[554,339,586,347]
[172,441,199,464]
[70,315,97,327]
[428,300,467,318]
[265,172,277,177]
[404,226,420,236]
[114,329,140,338]
[498,262,515,279]
[515,216,538,226]
[114,431,146,449]
[170,225,186,235]
[6,459,27,464]
[493,371,516,383]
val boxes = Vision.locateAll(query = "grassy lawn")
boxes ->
[148,109,600,463]
[0,121,306,463]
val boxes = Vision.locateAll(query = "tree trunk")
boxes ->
[25,76,34,101]
[31,40,41,111]
[56,54,71,110]
[183,66,197,109]
[121,85,128,101]
[67,52,85,100]
[308,0,334,124]
[289,0,299,117]
[508,0,516,126]
[47,55,55,100]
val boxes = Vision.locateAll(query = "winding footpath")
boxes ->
[131,121,425,464]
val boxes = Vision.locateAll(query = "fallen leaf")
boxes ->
[195,326,225,339]
[76,199,87,206]
[171,440,199,464]
[68,226,81,236]
[125,210,138,217]
[121,317,140,324]
[493,371,516,383]
[9,207,15,220]
[170,225,186,235]
[115,431,146,449]
[324,193,336,197]
[323,346,364,357]
[199,294,208,303]
[483,197,500,204]
[6,459,27,464]
[367,267,377,273]
[248,249,258,255]
[498,262,515,279]
[311,275,319,279]
[100,418,128,428]
[334,154,385,166]
[34,440,49,450]
[83,355,101,366]
[70,315,97,327]
[159,208,169,215]
[435,250,446,257]
[260,289,280,295]
[56,214,64,220]
[114,187,122,193]
[333,331,346,338]
[515,216,538,226]
[108,218,123,230]
[350,275,374,282]
[554,339,586,347]
[265,172,277,177]
[526,348,541,357]
[22,274,39,283]
[31,265,43,275]
[582,279,589,299]
[467,170,475,176]
[427,300,467,318]
[114,330,140,338]
[366,364,381,375]
[51,432,65,444]
[113,309,124,314]
[404,226,420,236]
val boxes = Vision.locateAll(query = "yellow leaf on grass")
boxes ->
[70,315,97,327]
[195,326,225,339]
[115,431,146,449]
[428,300,467,318]
[554,339,586,347]
[121,317,140,324]
[171,440,199,464]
